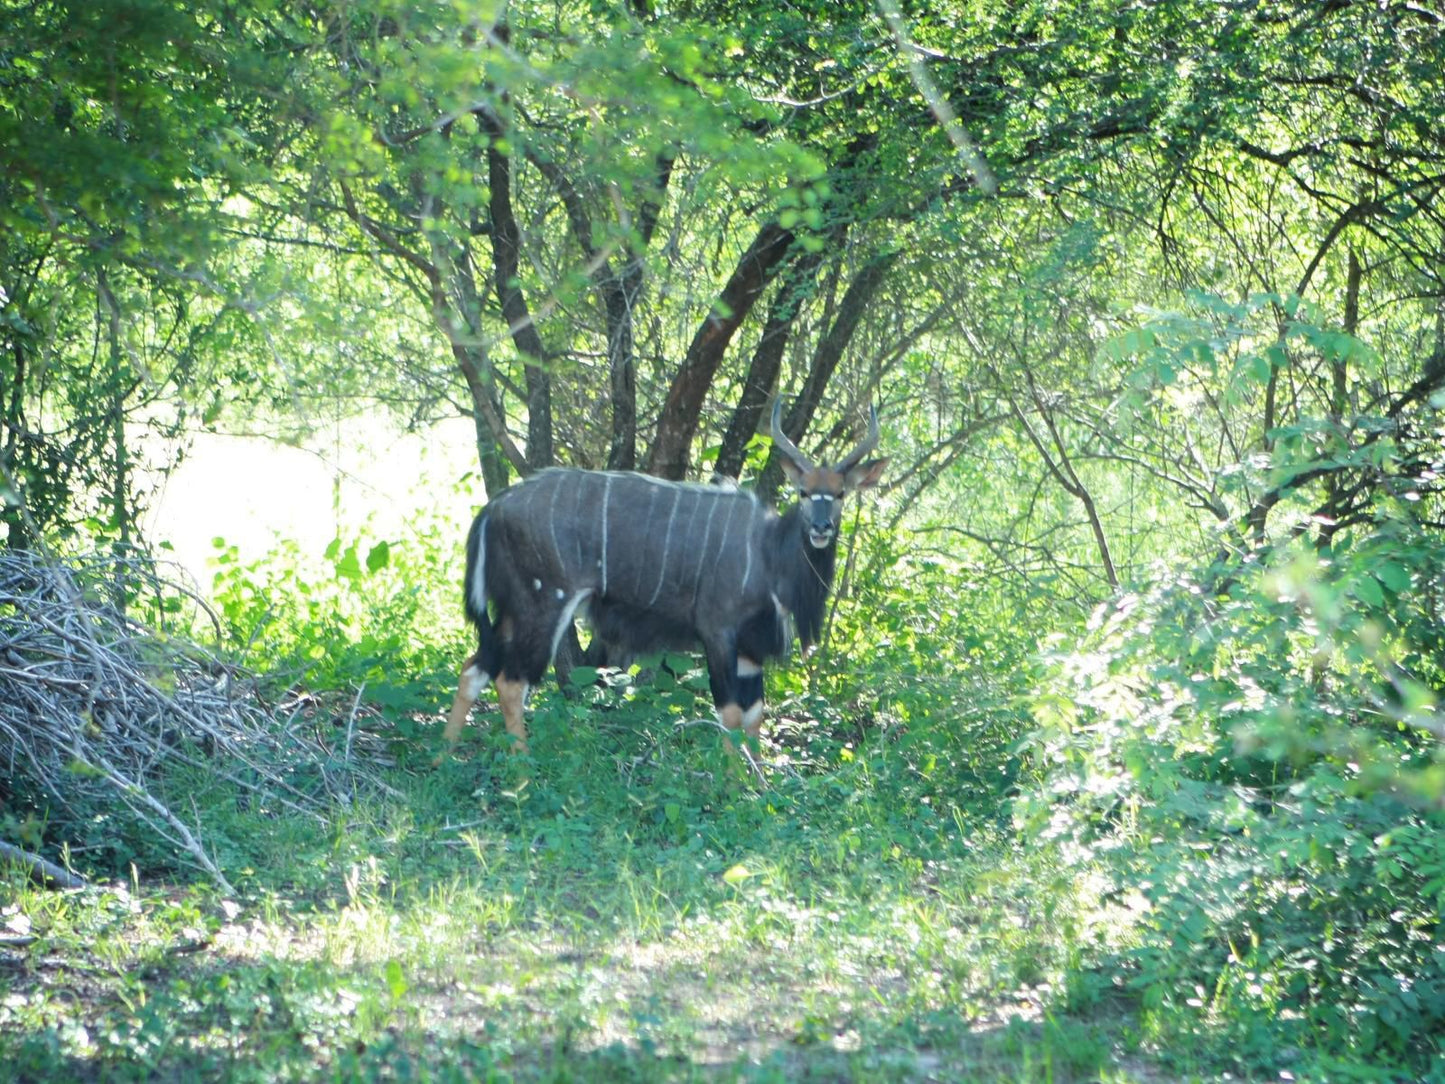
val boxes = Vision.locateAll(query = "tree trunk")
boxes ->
[0,336,26,548]
[487,141,553,470]
[646,221,795,479]
[1319,248,1361,545]
[715,245,828,480]
[608,155,674,470]
[757,252,895,500]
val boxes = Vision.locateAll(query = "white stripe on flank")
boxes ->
[715,497,737,573]
[573,472,588,573]
[736,657,762,677]
[549,590,592,665]
[599,473,612,594]
[649,488,683,607]
[741,505,756,593]
[469,516,489,618]
[691,496,722,608]
[548,474,566,575]
[635,483,660,596]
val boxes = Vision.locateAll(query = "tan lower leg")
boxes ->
[444,659,487,744]
[716,702,745,755]
[742,700,764,742]
[716,701,764,780]
[495,674,529,753]
[717,703,744,733]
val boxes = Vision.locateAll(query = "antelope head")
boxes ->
[771,399,888,549]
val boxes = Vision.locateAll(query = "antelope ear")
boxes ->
[844,457,888,491]
[779,456,808,488]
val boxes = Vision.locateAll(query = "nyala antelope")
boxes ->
[444,400,887,754]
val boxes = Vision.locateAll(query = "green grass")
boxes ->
[0,678,1164,1084]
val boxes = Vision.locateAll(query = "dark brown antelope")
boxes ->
[444,400,887,753]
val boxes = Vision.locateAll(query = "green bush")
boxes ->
[803,527,1043,814]
[1020,519,1445,1076]
[208,527,460,719]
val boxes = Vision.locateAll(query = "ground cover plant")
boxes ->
[1021,518,1445,1079]
[5,516,1439,1081]
[1,537,1119,1083]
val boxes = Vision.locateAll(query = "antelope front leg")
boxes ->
[704,639,764,779]
[715,705,765,782]
[736,655,764,743]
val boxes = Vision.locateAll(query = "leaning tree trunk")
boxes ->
[715,244,829,480]
[487,139,553,471]
[757,252,895,501]
[646,221,795,480]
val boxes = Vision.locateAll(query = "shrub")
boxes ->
[1019,519,1445,1075]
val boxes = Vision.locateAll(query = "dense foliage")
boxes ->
[3,0,1444,1079]
[1023,516,1445,1072]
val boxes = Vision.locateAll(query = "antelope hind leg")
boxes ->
[495,673,529,754]
[444,657,489,746]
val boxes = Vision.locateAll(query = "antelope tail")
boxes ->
[445,513,500,744]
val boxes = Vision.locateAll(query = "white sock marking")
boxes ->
[462,665,490,701]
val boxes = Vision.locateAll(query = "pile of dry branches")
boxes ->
[0,550,379,893]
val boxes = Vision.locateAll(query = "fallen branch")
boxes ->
[0,838,88,890]
[0,550,387,891]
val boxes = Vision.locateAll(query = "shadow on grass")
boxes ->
[2,688,1100,1083]
[1,942,1114,1083]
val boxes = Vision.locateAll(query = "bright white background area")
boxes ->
[141,414,484,588]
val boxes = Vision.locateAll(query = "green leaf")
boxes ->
[366,541,391,572]
[334,545,362,580]
[1352,574,1384,607]
[1375,562,1410,593]
[384,959,408,1000]
[567,666,599,687]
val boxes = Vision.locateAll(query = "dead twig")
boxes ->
[0,551,388,891]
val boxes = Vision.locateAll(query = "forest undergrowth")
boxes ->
[1,522,1441,1082]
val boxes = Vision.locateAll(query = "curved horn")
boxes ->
[770,398,814,472]
[835,403,880,473]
